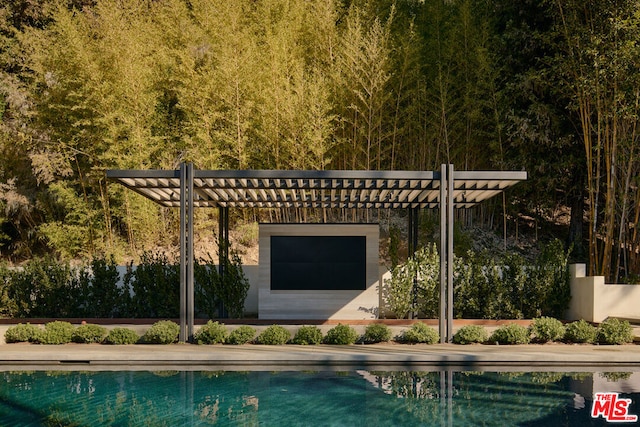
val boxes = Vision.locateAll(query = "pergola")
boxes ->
[107,163,526,342]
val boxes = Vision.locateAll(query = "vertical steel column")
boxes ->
[186,162,194,341]
[179,163,187,343]
[408,207,419,318]
[218,206,229,317]
[439,165,447,343]
[447,164,454,343]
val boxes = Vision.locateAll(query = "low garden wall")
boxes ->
[567,264,640,323]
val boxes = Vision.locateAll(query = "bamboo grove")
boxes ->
[1,0,640,282]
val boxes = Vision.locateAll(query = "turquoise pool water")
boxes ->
[0,370,637,426]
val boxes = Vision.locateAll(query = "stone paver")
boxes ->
[0,343,639,371]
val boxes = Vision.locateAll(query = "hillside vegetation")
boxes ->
[1,0,639,282]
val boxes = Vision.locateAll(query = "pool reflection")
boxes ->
[0,370,638,426]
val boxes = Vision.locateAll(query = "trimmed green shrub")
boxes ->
[596,318,634,345]
[453,325,487,344]
[292,325,323,345]
[4,323,41,343]
[36,321,75,345]
[324,324,359,345]
[226,326,256,345]
[105,327,140,345]
[124,252,180,318]
[9,257,78,318]
[401,322,439,344]
[564,320,597,344]
[256,325,290,345]
[194,321,228,345]
[529,317,565,343]
[141,320,179,344]
[71,324,108,344]
[363,324,392,344]
[489,324,530,345]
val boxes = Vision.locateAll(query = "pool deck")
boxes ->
[1,342,639,371]
[0,320,638,371]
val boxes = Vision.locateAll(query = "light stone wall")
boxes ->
[568,263,640,322]
[258,224,380,320]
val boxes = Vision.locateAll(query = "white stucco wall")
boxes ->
[568,263,640,322]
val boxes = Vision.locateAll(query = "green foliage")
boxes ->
[256,325,291,345]
[324,324,359,345]
[71,324,108,344]
[36,321,75,345]
[105,327,140,345]
[528,240,572,319]
[596,318,634,345]
[194,257,220,320]
[217,250,251,319]
[455,240,570,319]
[77,255,128,318]
[529,317,565,343]
[292,325,323,345]
[194,321,228,345]
[564,320,597,344]
[0,0,635,288]
[488,324,530,345]
[384,239,571,320]
[452,325,487,344]
[400,322,439,344]
[124,252,179,318]
[39,181,101,260]
[9,256,78,318]
[0,263,16,317]
[383,244,439,319]
[383,259,413,319]
[141,320,179,344]
[226,326,256,345]
[363,323,392,344]
[195,249,250,319]
[4,323,40,343]
[236,222,258,247]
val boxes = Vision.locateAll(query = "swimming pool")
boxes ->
[0,370,637,426]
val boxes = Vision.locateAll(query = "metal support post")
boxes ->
[439,164,447,343]
[408,207,419,318]
[186,162,194,341]
[179,162,195,343]
[447,164,454,343]
[218,206,229,318]
[179,163,187,343]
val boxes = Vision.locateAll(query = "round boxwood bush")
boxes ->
[72,324,108,344]
[194,321,228,345]
[256,325,291,345]
[324,324,359,345]
[400,322,439,344]
[105,327,140,345]
[489,324,530,345]
[5,323,41,343]
[363,324,392,344]
[564,320,597,344]
[36,321,75,345]
[292,325,323,345]
[141,320,179,344]
[453,325,487,344]
[596,318,634,345]
[529,317,565,343]
[226,326,256,345]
